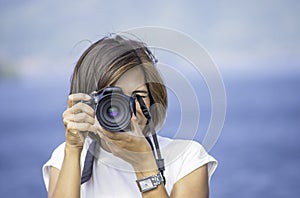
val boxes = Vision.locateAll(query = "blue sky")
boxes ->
[0,0,300,77]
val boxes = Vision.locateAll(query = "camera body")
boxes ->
[84,86,136,132]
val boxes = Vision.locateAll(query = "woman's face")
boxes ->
[114,66,150,129]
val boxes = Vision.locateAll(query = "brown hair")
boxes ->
[70,35,167,129]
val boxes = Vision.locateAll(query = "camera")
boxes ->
[84,86,136,132]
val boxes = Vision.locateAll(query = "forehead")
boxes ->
[114,67,147,94]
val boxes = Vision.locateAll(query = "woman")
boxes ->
[42,35,217,198]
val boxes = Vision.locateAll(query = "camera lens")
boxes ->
[96,93,132,132]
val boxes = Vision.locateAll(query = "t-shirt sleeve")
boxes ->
[175,141,217,183]
[42,142,66,191]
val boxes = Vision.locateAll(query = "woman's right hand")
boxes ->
[62,93,96,151]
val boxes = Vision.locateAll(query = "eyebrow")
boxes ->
[132,90,148,95]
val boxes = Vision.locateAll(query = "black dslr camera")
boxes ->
[84,86,136,132]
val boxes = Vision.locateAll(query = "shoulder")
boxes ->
[158,136,210,161]
[46,142,66,167]
[42,140,92,190]
[44,139,92,169]
[42,142,65,191]
[158,136,217,184]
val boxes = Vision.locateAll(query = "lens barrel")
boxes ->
[95,87,133,132]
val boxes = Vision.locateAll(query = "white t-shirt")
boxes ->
[42,136,217,197]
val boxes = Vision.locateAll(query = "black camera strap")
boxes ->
[135,95,166,184]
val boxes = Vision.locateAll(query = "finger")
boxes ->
[64,102,95,118]
[66,122,98,133]
[68,93,91,108]
[62,107,94,126]
[73,102,95,117]
[99,128,122,140]
[63,112,95,125]
[96,125,127,141]
[99,132,124,150]
[130,115,144,137]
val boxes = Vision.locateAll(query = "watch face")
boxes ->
[140,178,154,189]
[137,173,163,192]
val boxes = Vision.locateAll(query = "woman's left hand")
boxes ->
[96,115,157,172]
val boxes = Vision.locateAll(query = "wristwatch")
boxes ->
[136,172,164,192]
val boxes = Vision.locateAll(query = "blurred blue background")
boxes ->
[1,0,300,197]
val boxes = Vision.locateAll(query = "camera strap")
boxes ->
[81,140,97,184]
[136,95,166,184]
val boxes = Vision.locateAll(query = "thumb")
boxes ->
[130,114,144,137]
